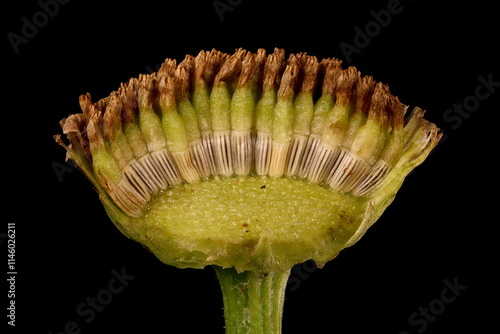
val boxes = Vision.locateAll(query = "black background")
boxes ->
[4,0,498,333]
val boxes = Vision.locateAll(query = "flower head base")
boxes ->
[56,48,441,273]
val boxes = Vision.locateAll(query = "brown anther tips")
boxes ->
[79,93,93,118]
[319,58,342,96]
[158,58,177,77]
[298,55,319,94]
[103,95,123,140]
[61,113,85,136]
[202,49,227,83]
[86,117,103,148]
[194,50,209,79]
[214,49,245,84]
[251,49,267,83]
[354,75,376,114]
[174,55,195,99]
[158,74,176,111]
[120,78,139,123]
[237,52,256,87]
[138,74,157,110]
[263,49,285,89]
[386,95,406,131]
[255,48,267,65]
[335,66,360,105]
[277,54,300,97]
[367,82,389,120]
[95,96,112,113]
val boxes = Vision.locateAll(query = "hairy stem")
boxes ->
[214,266,290,334]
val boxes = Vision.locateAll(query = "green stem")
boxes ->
[213,266,291,334]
